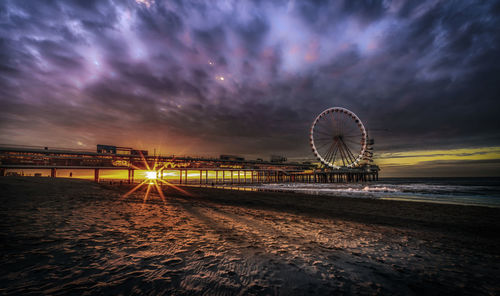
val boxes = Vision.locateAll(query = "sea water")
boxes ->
[245,178,500,208]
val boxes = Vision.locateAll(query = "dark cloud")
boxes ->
[135,4,184,36]
[235,15,269,55]
[0,0,499,166]
[193,26,227,52]
[342,0,388,22]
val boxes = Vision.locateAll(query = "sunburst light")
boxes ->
[121,152,191,204]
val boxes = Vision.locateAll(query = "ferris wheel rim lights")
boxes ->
[309,107,367,169]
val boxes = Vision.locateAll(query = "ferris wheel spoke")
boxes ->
[331,142,340,165]
[343,137,362,144]
[330,112,337,134]
[337,114,342,135]
[315,135,334,142]
[315,131,333,138]
[315,138,334,144]
[330,142,341,165]
[339,138,353,165]
[342,140,355,162]
[315,123,329,130]
[329,141,340,163]
[316,140,332,151]
[343,134,361,138]
[344,138,361,145]
[323,147,333,165]
[323,141,337,164]
[340,138,357,164]
[334,141,343,166]
[342,114,349,134]
[341,142,352,166]
[338,142,347,167]
[336,116,342,135]
[343,125,358,136]
[344,143,361,150]
[318,125,339,136]
[314,136,333,141]
[315,130,334,137]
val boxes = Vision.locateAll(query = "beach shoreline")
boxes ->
[1,177,499,295]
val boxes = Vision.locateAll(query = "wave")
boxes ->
[240,181,500,207]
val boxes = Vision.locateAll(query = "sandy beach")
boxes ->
[1,177,499,295]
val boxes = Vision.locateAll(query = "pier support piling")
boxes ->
[128,169,134,184]
[94,169,99,182]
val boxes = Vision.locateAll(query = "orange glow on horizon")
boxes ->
[121,157,193,204]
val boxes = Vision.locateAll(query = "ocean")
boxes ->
[241,177,500,208]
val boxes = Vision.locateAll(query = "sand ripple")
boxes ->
[0,177,499,295]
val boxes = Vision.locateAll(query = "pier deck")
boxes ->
[0,146,379,183]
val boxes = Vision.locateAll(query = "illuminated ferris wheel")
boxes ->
[310,107,367,169]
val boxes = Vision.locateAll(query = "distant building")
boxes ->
[97,144,116,154]
[270,155,287,163]
[97,144,148,156]
[220,154,245,161]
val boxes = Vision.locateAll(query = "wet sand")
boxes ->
[1,177,499,295]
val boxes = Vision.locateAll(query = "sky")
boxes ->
[1,0,500,177]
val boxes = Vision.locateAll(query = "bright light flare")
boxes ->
[121,156,194,204]
[145,171,157,179]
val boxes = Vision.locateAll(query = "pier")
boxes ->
[0,145,379,184]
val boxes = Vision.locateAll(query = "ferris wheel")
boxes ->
[310,107,367,169]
